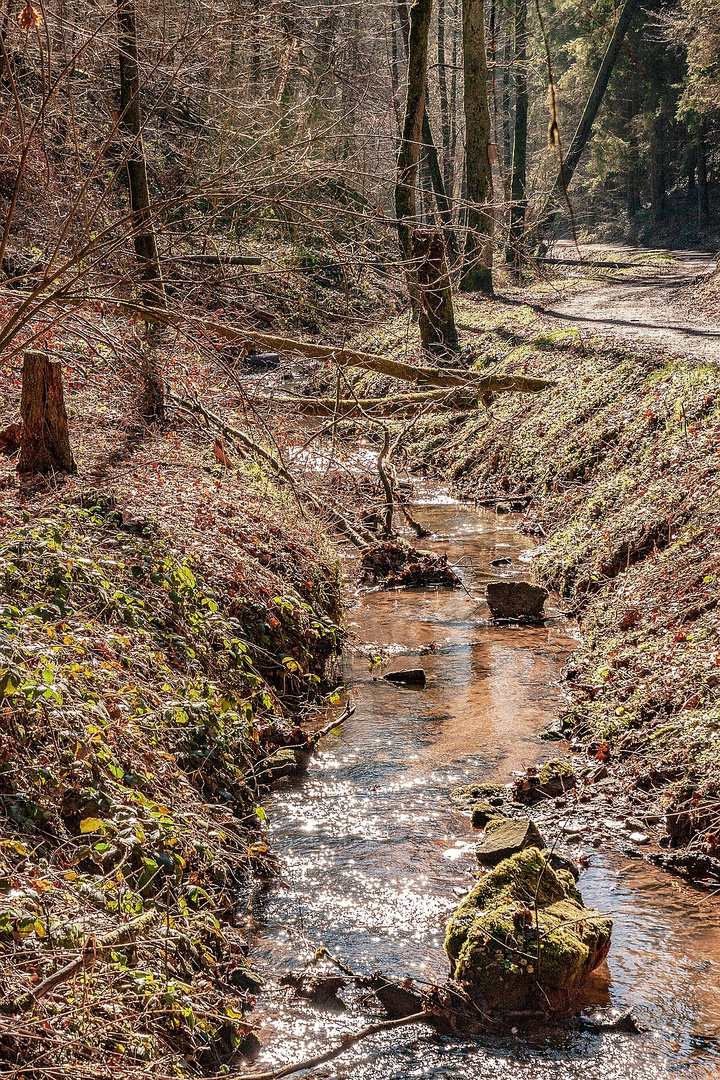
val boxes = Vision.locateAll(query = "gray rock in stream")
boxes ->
[486,581,548,620]
[476,817,545,865]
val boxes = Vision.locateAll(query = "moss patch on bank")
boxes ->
[395,293,720,862]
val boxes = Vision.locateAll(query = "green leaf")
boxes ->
[42,668,54,684]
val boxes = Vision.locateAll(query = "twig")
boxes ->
[2,909,160,1014]
[231,1011,432,1080]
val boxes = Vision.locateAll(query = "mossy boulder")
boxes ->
[451,782,506,808]
[471,801,507,829]
[445,848,612,1011]
[260,747,304,781]
[513,759,576,804]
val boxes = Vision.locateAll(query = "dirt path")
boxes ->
[533,245,720,362]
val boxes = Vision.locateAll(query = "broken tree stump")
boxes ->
[18,352,76,474]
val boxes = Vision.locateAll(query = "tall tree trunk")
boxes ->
[437,0,453,196]
[506,0,527,275]
[397,0,459,261]
[395,0,433,306]
[459,0,494,293]
[116,0,165,310]
[698,134,710,228]
[395,0,457,351]
[501,17,513,176]
[553,0,640,196]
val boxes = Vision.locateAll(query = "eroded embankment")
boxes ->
[392,294,720,877]
[0,481,341,1073]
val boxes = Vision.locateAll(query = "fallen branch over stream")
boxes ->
[120,301,554,394]
[231,1011,432,1080]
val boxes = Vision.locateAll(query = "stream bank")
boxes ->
[380,284,720,877]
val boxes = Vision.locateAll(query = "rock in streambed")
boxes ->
[445,847,613,1011]
[475,817,545,865]
[486,581,548,620]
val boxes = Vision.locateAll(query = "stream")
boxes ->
[250,487,720,1079]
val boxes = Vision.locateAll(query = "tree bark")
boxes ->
[396,0,459,264]
[395,0,433,310]
[437,0,454,196]
[413,228,458,353]
[553,0,640,195]
[506,0,528,275]
[459,0,494,293]
[697,134,710,228]
[117,0,165,309]
[18,352,76,475]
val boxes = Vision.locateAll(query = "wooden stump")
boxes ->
[18,351,76,474]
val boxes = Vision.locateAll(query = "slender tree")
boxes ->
[459,0,494,293]
[116,0,165,309]
[395,0,457,352]
[506,0,528,275]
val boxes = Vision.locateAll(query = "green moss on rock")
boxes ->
[445,848,612,1011]
[451,782,506,808]
[470,801,507,829]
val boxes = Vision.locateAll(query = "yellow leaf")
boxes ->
[80,817,102,833]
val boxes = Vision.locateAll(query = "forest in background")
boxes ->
[0,0,717,362]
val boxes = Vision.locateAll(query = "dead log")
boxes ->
[125,302,554,394]
[17,352,76,474]
[277,388,482,417]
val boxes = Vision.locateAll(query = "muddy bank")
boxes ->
[395,291,720,877]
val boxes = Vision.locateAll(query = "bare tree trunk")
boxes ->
[437,0,453,195]
[553,0,640,195]
[698,134,710,228]
[18,352,76,475]
[413,228,458,353]
[395,0,433,308]
[501,16,513,176]
[506,0,528,275]
[396,0,459,262]
[117,0,165,309]
[459,0,494,293]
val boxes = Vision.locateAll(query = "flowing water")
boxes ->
[250,489,720,1079]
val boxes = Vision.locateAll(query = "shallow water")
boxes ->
[251,492,720,1079]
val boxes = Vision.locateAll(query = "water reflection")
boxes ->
[252,496,720,1078]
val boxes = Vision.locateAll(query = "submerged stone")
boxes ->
[445,848,613,1011]
[384,667,427,686]
[486,581,548,620]
[475,817,545,865]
